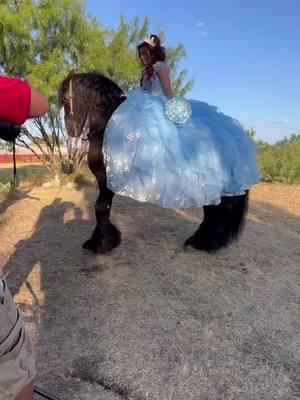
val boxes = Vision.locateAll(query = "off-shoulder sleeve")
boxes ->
[153,61,170,72]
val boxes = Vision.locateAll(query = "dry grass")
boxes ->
[251,183,300,216]
[0,183,299,400]
[0,163,51,186]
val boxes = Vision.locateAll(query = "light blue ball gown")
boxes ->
[103,61,260,209]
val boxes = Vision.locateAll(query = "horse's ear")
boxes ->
[66,69,77,80]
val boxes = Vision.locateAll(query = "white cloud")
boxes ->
[266,119,289,126]
[196,22,207,36]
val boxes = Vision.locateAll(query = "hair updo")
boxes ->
[137,34,166,85]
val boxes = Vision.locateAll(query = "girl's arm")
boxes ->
[156,66,174,98]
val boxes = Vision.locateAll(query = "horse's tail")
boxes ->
[232,190,249,240]
[185,191,249,252]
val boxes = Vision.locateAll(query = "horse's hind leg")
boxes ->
[83,181,121,253]
[185,192,249,252]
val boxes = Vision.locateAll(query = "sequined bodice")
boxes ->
[141,61,170,97]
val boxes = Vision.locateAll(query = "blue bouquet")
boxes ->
[165,97,192,125]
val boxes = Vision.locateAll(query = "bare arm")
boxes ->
[1,73,49,118]
[29,88,49,118]
[156,67,174,98]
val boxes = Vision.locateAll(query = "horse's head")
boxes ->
[58,71,125,138]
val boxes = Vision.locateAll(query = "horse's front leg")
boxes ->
[83,134,121,253]
[83,182,121,253]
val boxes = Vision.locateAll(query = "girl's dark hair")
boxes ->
[137,34,166,86]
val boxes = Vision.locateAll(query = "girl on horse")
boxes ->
[103,34,259,209]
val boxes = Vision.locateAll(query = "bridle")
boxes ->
[67,78,80,138]
[65,76,126,139]
[66,78,99,141]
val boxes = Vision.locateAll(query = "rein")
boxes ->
[68,78,80,138]
[67,78,94,141]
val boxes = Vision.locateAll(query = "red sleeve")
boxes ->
[0,76,31,125]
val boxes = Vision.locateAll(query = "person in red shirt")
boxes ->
[0,75,49,125]
[0,75,49,400]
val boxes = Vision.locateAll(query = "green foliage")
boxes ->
[237,128,300,184]
[0,1,192,96]
[0,0,35,76]
[245,128,256,139]
[245,129,300,183]
[0,164,51,186]
[257,134,300,184]
[69,166,93,185]
[0,0,192,172]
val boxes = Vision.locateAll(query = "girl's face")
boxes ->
[139,46,152,66]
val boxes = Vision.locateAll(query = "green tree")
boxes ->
[0,0,193,173]
[0,0,93,170]
[245,128,256,139]
[257,133,300,183]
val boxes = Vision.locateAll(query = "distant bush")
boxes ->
[256,134,300,184]
[69,167,94,186]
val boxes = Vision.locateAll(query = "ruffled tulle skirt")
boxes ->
[103,89,259,208]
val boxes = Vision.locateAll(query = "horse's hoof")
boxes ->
[184,236,199,249]
[82,238,120,254]
[104,225,121,249]
[184,236,218,252]
[101,233,121,253]
[82,239,98,253]
[101,240,116,253]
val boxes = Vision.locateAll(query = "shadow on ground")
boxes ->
[1,185,299,400]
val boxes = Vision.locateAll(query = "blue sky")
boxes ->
[86,0,300,143]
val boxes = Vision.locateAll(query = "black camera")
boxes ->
[0,122,21,142]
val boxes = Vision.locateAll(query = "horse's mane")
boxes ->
[58,71,126,138]
[58,70,125,109]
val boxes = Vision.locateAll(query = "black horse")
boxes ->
[58,71,248,254]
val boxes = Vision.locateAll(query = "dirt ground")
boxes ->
[0,183,299,400]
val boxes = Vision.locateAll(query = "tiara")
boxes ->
[143,34,156,47]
